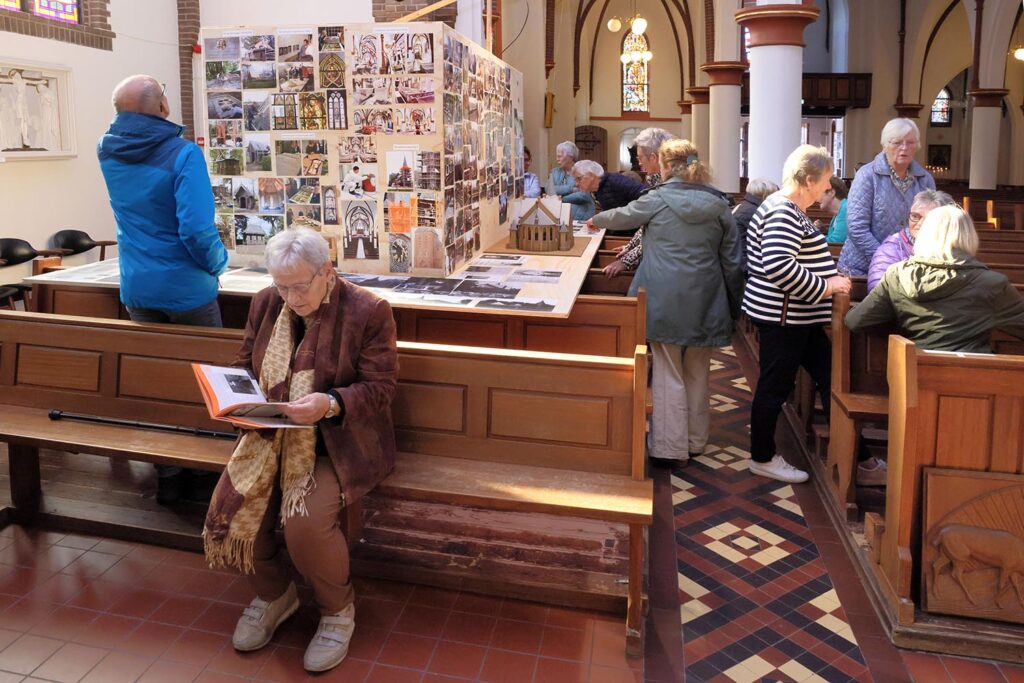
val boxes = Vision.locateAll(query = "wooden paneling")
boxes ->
[17,346,101,392]
[413,317,508,348]
[51,289,123,319]
[489,389,610,447]
[523,324,619,357]
[119,355,206,404]
[935,395,992,470]
[393,381,466,433]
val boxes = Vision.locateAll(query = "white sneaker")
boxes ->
[303,603,356,672]
[232,582,299,652]
[749,455,809,483]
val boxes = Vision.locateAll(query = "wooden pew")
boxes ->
[866,336,1024,659]
[0,310,652,654]
[990,200,1024,231]
[602,235,631,251]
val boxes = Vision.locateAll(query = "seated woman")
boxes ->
[548,140,595,221]
[866,189,954,290]
[821,177,849,243]
[204,228,398,674]
[847,205,1024,353]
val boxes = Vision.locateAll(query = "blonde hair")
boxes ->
[880,118,920,147]
[913,205,979,260]
[781,145,833,190]
[660,139,711,185]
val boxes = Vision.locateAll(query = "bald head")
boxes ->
[111,75,167,117]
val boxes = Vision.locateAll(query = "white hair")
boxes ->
[265,228,331,272]
[572,159,604,179]
[912,189,955,209]
[880,118,921,147]
[746,177,780,200]
[913,205,978,260]
[556,141,579,160]
[634,127,676,156]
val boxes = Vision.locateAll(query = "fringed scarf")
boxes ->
[203,277,335,573]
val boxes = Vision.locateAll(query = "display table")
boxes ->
[24,227,605,323]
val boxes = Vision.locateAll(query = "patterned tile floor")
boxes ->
[669,345,1024,683]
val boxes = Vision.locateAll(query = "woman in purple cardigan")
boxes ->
[867,190,955,290]
[837,118,935,276]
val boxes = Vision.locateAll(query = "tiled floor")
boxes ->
[0,524,647,682]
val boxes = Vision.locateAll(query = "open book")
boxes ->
[192,363,310,429]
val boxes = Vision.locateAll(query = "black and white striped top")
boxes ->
[742,193,837,326]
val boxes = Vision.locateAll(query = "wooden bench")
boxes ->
[990,200,1024,231]
[864,336,1024,660]
[0,310,653,654]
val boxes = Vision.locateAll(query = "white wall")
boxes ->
[0,0,181,283]
[501,0,548,175]
[200,1,371,27]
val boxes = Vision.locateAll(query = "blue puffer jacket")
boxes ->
[98,112,228,312]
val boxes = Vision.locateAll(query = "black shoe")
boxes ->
[184,470,218,503]
[156,472,185,505]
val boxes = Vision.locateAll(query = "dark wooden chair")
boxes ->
[52,230,117,261]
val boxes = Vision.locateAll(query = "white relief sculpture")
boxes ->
[37,82,61,151]
[0,64,74,156]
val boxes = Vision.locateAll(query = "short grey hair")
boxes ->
[265,228,331,272]
[746,177,780,200]
[556,141,579,160]
[572,159,604,179]
[912,189,955,209]
[913,205,978,260]
[634,127,675,157]
[880,118,920,147]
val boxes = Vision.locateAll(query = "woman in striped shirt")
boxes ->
[743,145,851,483]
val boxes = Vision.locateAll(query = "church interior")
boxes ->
[1,0,1024,681]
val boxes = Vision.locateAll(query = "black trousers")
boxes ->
[750,323,831,462]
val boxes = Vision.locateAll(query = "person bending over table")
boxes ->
[204,228,398,674]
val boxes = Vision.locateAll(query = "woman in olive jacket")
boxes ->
[589,139,744,462]
[847,205,1024,352]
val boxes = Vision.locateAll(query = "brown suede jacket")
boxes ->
[234,276,399,504]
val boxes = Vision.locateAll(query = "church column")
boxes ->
[677,100,693,143]
[701,62,745,193]
[735,2,819,185]
[686,87,710,169]
[968,89,1009,190]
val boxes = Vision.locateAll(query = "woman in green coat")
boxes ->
[588,140,745,463]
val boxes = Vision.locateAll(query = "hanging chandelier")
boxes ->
[607,0,652,64]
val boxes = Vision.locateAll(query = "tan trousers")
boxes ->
[650,342,713,460]
[249,457,355,616]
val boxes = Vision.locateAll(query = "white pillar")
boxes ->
[967,90,1008,190]
[736,3,819,186]
[703,63,745,194]
[455,0,485,47]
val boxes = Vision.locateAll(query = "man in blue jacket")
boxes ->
[98,74,229,504]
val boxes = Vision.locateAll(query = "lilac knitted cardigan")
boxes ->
[836,151,934,275]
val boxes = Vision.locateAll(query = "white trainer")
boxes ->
[303,603,356,672]
[749,455,809,484]
[232,582,299,652]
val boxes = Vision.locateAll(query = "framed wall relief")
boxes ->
[0,60,76,159]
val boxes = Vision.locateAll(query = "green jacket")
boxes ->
[591,178,745,348]
[845,252,1024,353]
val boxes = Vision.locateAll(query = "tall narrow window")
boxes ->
[621,33,649,113]
[930,88,952,127]
[0,0,21,12]
[31,0,78,23]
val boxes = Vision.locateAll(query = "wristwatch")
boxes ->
[323,393,341,419]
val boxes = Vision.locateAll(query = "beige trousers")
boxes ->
[650,342,713,460]
[249,457,355,616]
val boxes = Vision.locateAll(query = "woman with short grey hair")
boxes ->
[208,227,399,674]
[836,117,935,275]
[867,189,955,291]
[548,140,595,221]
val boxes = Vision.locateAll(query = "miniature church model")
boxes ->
[508,198,574,252]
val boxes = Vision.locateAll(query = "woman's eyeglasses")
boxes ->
[274,270,322,297]
[909,212,924,224]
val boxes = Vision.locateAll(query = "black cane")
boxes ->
[48,410,236,440]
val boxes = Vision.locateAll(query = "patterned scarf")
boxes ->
[889,165,914,194]
[203,277,335,574]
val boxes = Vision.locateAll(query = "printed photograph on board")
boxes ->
[208,91,243,120]
[242,134,271,172]
[205,36,240,60]
[340,162,378,199]
[271,93,299,130]
[412,227,443,269]
[407,33,434,74]
[277,64,314,93]
[274,139,302,175]
[341,200,380,260]
[212,177,233,213]
[352,34,382,75]
[395,76,434,104]
[395,107,436,135]
[216,214,235,250]
[209,148,243,176]
[258,178,286,214]
[384,192,416,233]
[388,233,411,273]
[287,203,322,229]
[352,77,394,106]
[235,214,283,250]
[299,92,327,130]
[232,177,258,213]
[381,32,409,74]
[326,89,347,130]
[352,108,393,135]
[278,32,315,62]
[242,35,275,61]
[385,150,415,190]
[209,120,242,148]
[318,26,344,52]
[206,61,241,91]
[323,185,339,225]
[301,139,329,176]
[415,151,441,191]
[338,136,377,163]
[243,92,271,131]
[286,177,321,204]
[241,62,276,89]
[319,52,346,89]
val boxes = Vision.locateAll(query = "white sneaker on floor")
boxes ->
[304,603,356,672]
[749,455,809,483]
[232,582,299,652]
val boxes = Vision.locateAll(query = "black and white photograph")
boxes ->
[506,268,563,285]
[225,372,258,395]
[389,233,411,273]
[394,277,459,296]
[477,254,527,266]
[205,36,240,60]
[474,298,556,312]
[453,279,520,300]
[340,273,406,289]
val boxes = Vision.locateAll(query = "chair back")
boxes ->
[0,239,39,267]
[52,230,97,256]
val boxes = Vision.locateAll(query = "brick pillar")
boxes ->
[372,0,458,27]
[176,0,200,140]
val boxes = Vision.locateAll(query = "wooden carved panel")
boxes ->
[16,345,101,392]
[489,389,610,446]
[575,126,607,168]
[523,323,619,358]
[923,469,1024,624]
[393,381,467,434]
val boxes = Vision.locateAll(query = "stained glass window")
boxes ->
[621,33,649,113]
[32,0,78,23]
[0,0,21,12]
[930,88,952,127]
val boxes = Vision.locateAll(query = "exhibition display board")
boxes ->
[201,22,525,278]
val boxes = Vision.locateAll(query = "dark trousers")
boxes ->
[127,299,223,477]
[750,323,831,463]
